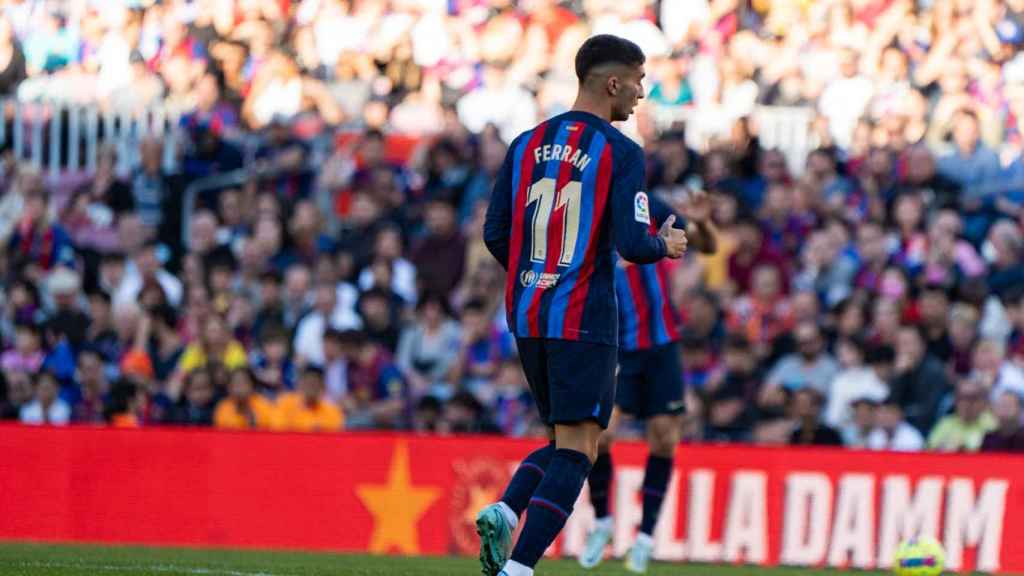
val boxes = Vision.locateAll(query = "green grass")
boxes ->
[0,542,889,576]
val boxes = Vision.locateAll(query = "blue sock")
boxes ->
[501,442,555,517]
[587,451,612,519]
[510,448,593,568]
[639,454,673,535]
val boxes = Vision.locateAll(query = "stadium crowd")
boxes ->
[2,0,1024,453]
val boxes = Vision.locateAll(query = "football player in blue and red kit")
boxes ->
[579,190,716,573]
[476,35,689,576]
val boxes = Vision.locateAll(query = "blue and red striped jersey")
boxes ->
[484,111,667,346]
[616,195,684,351]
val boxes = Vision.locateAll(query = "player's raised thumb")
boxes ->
[659,214,676,235]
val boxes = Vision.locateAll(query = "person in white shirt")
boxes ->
[293,282,362,367]
[19,372,70,426]
[818,49,874,150]
[824,339,893,429]
[114,241,183,308]
[867,396,925,452]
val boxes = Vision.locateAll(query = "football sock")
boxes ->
[499,559,534,576]
[501,441,555,517]
[510,448,593,568]
[587,450,612,520]
[639,454,674,536]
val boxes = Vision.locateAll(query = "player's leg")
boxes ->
[478,338,553,576]
[590,408,620,520]
[579,407,621,568]
[625,343,685,574]
[638,412,682,535]
[501,340,616,576]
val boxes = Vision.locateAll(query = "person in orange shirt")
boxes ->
[273,366,344,432]
[214,369,275,430]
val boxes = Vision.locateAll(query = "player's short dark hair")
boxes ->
[575,34,645,82]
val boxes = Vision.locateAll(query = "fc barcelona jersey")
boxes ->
[615,195,684,351]
[484,111,667,346]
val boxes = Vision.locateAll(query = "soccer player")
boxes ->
[579,191,716,573]
[477,35,689,576]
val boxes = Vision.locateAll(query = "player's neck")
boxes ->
[570,96,612,123]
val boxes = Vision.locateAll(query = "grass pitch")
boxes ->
[0,542,894,575]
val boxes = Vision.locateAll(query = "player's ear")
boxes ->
[607,76,619,97]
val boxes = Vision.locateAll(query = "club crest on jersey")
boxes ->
[520,270,538,287]
[520,270,560,289]
[634,191,651,224]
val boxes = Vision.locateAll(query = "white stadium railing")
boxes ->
[0,99,183,177]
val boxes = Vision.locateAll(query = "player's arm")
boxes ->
[483,140,517,270]
[611,146,685,262]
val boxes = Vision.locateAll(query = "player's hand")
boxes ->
[678,189,713,223]
[659,215,688,258]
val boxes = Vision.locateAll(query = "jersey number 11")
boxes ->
[527,177,582,267]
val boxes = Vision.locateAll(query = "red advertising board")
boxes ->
[1,424,1022,573]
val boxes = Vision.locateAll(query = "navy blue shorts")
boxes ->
[616,342,686,419]
[515,337,617,429]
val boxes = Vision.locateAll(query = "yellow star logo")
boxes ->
[356,441,441,554]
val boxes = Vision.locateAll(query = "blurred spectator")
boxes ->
[412,395,443,434]
[704,333,761,442]
[114,241,183,308]
[146,304,185,383]
[177,315,247,375]
[1,323,44,375]
[1,371,32,420]
[357,288,402,352]
[411,199,466,300]
[214,369,275,430]
[928,379,998,452]
[7,188,74,278]
[44,268,90,350]
[105,379,145,428]
[167,368,217,426]
[727,262,792,356]
[981,391,1024,453]
[71,349,110,425]
[971,339,1024,400]
[680,332,719,392]
[841,396,878,449]
[762,322,840,403]
[274,365,344,432]
[448,300,514,398]
[396,293,461,398]
[342,330,408,429]
[986,220,1024,299]
[489,358,538,437]
[439,390,500,435]
[293,282,360,367]
[890,325,953,435]
[824,340,892,430]
[19,372,70,425]
[789,388,843,447]
[867,396,926,452]
[251,327,296,396]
